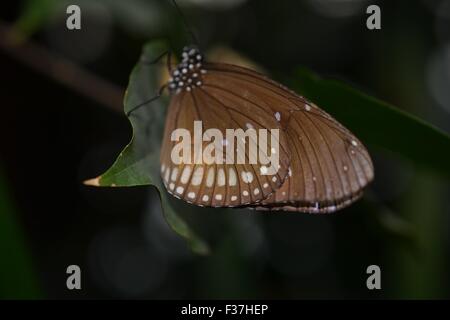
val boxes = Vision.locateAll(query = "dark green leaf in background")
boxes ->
[0,166,41,299]
[291,68,450,178]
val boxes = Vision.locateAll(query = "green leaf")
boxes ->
[14,0,59,40]
[291,68,450,178]
[85,41,209,255]
[0,166,42,299]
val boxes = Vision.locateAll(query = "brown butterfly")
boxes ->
[158,46,374,213]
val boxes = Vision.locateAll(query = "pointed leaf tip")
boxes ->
[83,176,101,187]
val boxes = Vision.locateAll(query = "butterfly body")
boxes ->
[160,46,374,213]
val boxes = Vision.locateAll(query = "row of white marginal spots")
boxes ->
[160,163,281,204]
[160,105,359,203]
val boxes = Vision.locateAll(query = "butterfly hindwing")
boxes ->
[202,63,374,213]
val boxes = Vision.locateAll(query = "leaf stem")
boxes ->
[0,20,124,113]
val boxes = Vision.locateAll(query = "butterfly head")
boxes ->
[168,46,206,94]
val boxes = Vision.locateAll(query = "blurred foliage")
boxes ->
[15,0,173,39]
[3,0,450,299]
[393,170,445,298]
[13,0,57,39]
[0,166,41,299]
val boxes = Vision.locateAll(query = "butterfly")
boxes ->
[158,46,374,213]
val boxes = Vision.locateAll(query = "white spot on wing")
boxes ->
[191,167,204,186]
[241,171,254,183]
[217,168,226,186]
[164,168,171,183]
[176,186,184,194]
[171,167,178,181]
[275,112,281,121]
[206,167,215,187]
[180,166,191,184]
[187,192,196,199]
[228,167,237,186]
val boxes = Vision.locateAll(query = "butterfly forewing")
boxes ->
[160,79,291,207]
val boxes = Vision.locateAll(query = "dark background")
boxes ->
[1,0,449,299]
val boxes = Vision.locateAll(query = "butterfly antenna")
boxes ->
[171,0,200,47]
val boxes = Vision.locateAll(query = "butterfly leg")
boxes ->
[126,84,167,117]
[167,51,173,73]
[126,50,173,117]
